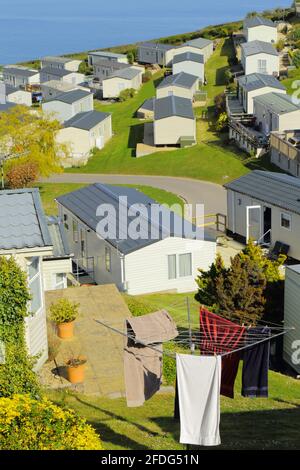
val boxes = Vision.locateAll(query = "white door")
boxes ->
[96,135,104,149]
[246,205,261,243]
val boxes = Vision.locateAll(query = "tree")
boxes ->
[214,92,226,116]
[195,241,285,325]
[215,254,266,325]
[195,254,227,309]
[79,60,93,75]
[0,105,66,184]
[127,51,135,64]
[216,112,228,132]
[119,88,136,102]
[6,161,39,189]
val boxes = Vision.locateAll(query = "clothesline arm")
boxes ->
[94,319,294,361]
[94,319,176,359]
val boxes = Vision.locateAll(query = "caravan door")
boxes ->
[246,205,261,243]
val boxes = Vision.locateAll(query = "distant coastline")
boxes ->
[0,0,291,65]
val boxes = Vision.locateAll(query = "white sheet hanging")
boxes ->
[176,353,221,446]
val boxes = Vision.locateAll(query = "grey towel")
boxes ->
[124,310,178,407]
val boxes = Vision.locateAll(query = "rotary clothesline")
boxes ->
[94,319,294,359]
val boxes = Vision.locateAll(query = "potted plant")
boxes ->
[66,356,87,384]
[49,298,79,339]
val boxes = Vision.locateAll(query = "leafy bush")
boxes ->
[6,161,39,189]
[78,60,93,75]
[216,112,229,132]
[293,50,300,69]
[124,295,156,317]
[49,298,79,324]
[142,70,152,83]
[214,92,226,116]
[119,88,136,102]
[276,39,285,52]
[127,51,135,64]
[0,394,102,450]
[0,257,40,398]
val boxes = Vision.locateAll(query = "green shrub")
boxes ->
[0,257,40,398]
[124,295,156,317]
[0,394,102,450]
[49,298,79,324]
[293,50,300,68]
[163,342,189,385]
[142,70,152,83]
[119,88,136,102]
[78,60,93,75]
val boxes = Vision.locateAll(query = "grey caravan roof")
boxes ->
[3,66,39,77]
[173,52,204,64]
[88,51,127,59]
[104,67,141,80]
[238,73,285,92]
[154,95,194,120]
[64,111,110,130]
[42,56,74,64]
[45,216,72,258]
[157,72,198,90]
[44,89,91,104]
[224,170,300,215]
[139,98,154,111]
[184,37,213,49]
[0,188,52,250]
[41,67,73,77]
[244,16,276,29]
[241,40,278,57]
[56,184,206,255]
[253,92,300,115]
[139,42,174,52]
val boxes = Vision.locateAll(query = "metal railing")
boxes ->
[255,229,272,247]
[73,257,95,283]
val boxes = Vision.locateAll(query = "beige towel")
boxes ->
[124,310,178,407]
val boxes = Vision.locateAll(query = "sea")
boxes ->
[0,0,292,65]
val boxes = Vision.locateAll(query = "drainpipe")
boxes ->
[120,254,127,292]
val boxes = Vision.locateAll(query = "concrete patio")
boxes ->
[41,284,131,397]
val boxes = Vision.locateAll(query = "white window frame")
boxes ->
[105,246,112,272]
[168,254,177,280]
[27,257,43,315]
[167,252,193,280]
[52,273,67,290]
[280,212,292,231]
[178,253,192,278]
[72,219,79,242]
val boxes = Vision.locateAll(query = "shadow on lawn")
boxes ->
[128,123,145,156]
[73,395,160,450]
[152,403,300,450]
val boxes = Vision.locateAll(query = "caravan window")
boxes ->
[280,213,291,230]
[105,246,111,272]
[28,257,42,313]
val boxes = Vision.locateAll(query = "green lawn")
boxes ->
[64,39,262,184]
[36,182,184,215]
[47,367,300,450]
[282,67,300,95]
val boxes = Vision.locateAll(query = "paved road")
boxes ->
[42,174,227,215]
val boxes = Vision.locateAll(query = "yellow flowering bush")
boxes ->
[0,394,102,450]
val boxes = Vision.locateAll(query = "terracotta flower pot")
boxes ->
[66,357,86,384]
[57,321,74,339]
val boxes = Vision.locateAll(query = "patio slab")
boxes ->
[40,284,131,396]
